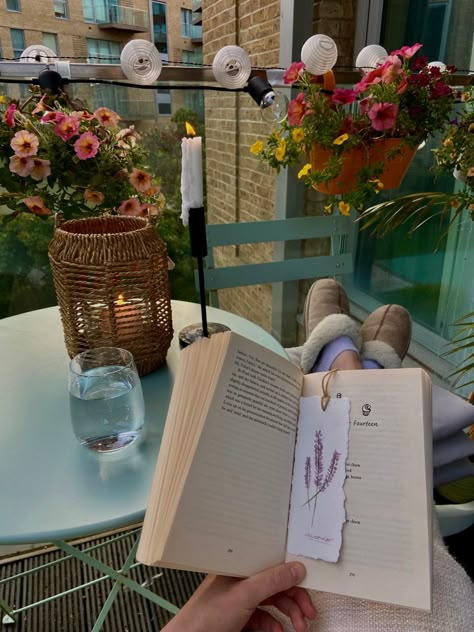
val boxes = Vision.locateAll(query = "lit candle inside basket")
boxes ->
[180,121,203,226]
[102,294,143,339]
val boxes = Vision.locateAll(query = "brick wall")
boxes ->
[203,1,358,336]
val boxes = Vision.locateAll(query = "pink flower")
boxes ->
[380,56,403,83]
[71,110,95,121]
[141,204,160,216]
[390,43,422,60]
[93,107,120,127]
[10,130,39,157]
[84,189,105,204]
[30,158,51,181]
[288,93,307,126]
[31,95,50,115]
[368,102,398,131]
[358,97,371,115]
[9,155,34,177]
[74,131,99,160]
[54,115,80,141]
[354,66,383,92]
[283,62,305,84]
[331,88,356,105]
[430,81,453,100]
[396,76,408,95]
[41,111,65,124]
[129,168,152,193]
[4,103,17,128]
[22,196,52,215]
[118,197,142,216]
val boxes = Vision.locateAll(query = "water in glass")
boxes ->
[69,348,145,452]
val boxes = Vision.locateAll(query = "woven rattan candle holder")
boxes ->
[49,214,173,376]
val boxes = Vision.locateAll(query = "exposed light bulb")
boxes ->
[260,90,289,123]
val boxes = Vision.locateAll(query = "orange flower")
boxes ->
[22,196,52,215]
[10,130,39,157]
[118,197,142,216]
[74,131,99,160]
[9,155,34,177]
[129,168,152,193]
[30,158,51,181]
[93,106,120,127]
[84,189,105,205]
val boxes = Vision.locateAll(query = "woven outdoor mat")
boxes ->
[0,528,204,631]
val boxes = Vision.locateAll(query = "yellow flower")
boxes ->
[333,133,349,145]
[0,95,6,104]
[338,201,351,216]
[292,128,304,143]
[250,140,264,155]
[297,163,312,179]
[275,146,286,162]
[370,178,384,190]
[323,204,333,214]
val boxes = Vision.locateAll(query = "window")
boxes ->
[181,9,192,38]
[10,28,24,60]
[157,89,171,115]
[83,0,107,23]
[54,0,69,19]
[152,1,167,53]
[87,38,121,64]
[6,0,21,11]
[42,33,59,55]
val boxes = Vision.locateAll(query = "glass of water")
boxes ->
[68,347,145,453]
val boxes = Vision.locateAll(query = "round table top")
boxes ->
[0,302,286,545]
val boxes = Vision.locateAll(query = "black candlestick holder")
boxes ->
[178,206,230,348]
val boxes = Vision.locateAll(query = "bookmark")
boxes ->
[287,394,350,563]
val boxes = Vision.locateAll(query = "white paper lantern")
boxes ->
[428,61,447,72]
[355,45,388,73]
[212,46,251,89]
[300,34,338,76]
[20,45,57,63]
[120,39,162,84]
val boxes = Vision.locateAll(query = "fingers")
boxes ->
[245,608,284,632]
[264,593,307,632]
[283,587,317,620]
[238,561,306,607]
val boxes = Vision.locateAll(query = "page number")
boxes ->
[349,572,356,577]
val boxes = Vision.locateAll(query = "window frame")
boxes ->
[54,0,69,20]
[10,28,25,60]
[181,8,192,38]
[6,0,21,12]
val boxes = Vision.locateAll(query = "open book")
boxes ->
[137,331,433,610]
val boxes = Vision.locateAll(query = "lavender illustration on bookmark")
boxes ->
[287,396,350,563]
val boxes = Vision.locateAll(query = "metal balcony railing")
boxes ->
[83,1,149,32]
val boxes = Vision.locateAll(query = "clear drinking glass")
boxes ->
[68,347,145,453]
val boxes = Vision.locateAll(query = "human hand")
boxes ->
[162,561,317,632]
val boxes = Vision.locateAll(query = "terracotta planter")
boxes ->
[369,138,417,189]
[309,138,417,195]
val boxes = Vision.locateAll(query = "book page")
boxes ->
[286,368,433,611]
[161,332,303,576]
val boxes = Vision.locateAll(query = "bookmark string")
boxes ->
[321,369,338,411]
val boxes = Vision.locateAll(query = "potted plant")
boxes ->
[0,88,166,219]
[250,43,457,215]
[359,85,473,237]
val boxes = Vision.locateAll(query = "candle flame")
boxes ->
[116,294,126,305]
[185,121,196,137]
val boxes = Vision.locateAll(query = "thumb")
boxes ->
[240,562,307,606]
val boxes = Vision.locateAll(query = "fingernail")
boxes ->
[289,562,306,583]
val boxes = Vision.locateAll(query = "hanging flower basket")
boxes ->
[309,138,417,195]
[48,214,173,376]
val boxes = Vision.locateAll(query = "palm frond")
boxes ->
[357,192,467,239]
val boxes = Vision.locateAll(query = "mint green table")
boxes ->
[0,301,286,629]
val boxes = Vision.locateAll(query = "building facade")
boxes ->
[0,0,203,119]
